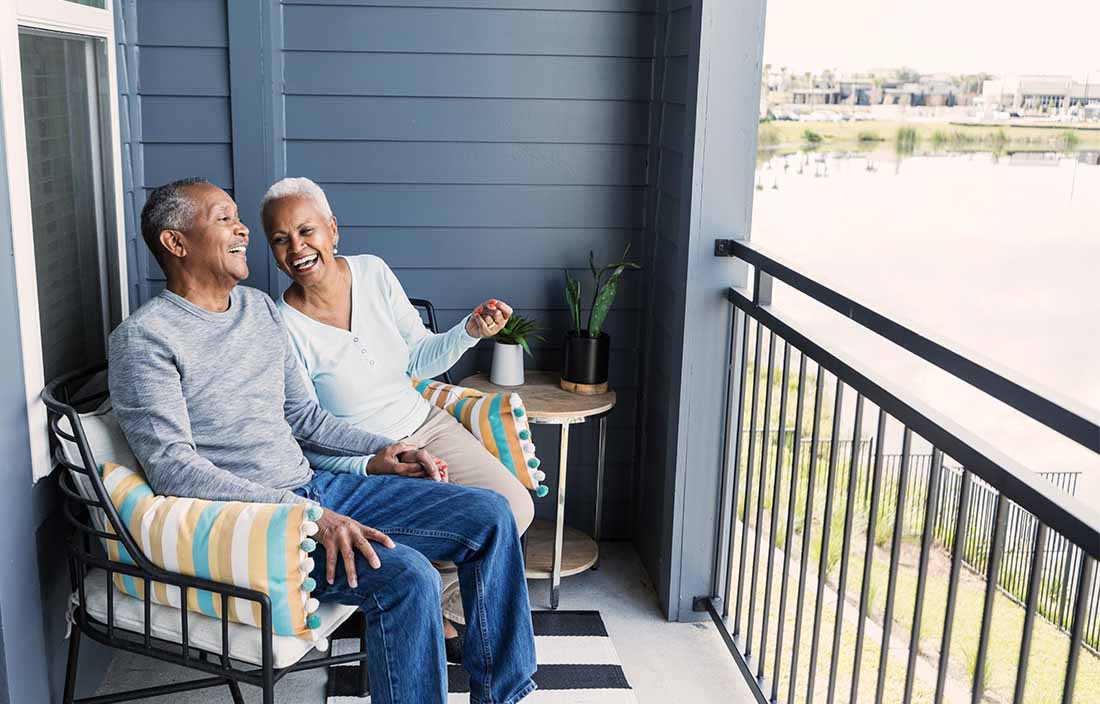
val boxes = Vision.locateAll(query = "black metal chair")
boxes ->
[45,364,369,704]
[408,297,454,384]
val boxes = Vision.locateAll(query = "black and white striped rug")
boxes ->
[327,610,637,703]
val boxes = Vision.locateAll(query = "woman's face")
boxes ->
[263,195,339,286]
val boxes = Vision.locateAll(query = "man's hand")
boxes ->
[366,442,447,482]
[314,510,395,588]
[465,299,514,339]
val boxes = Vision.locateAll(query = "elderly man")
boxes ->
[108,177,536,704]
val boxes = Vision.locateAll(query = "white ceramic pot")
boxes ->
[490,342,525,386]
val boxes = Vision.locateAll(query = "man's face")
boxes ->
[175,183,250,283]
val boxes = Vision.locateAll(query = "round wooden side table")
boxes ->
[459,371,616,609]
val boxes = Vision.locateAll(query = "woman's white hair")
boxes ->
[260,177,333,222]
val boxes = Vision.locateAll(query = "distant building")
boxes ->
[982,75,1098,114]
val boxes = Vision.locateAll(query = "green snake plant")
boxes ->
[493,314,546,357]
[564,245,640,337]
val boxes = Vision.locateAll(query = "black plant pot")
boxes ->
[561,331,609,394]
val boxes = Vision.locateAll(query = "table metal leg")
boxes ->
[551,424,570,609]
[592,416,607,570]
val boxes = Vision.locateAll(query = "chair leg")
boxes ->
[358,628,370,697]
[226,680,246,704]
[63,627,81,704]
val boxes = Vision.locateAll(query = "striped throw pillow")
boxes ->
[412,379,547,497]
[98,462,324,640]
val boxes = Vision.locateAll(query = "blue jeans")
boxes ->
[294,471,537,704]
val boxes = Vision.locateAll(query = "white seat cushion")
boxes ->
[80,569,359,668]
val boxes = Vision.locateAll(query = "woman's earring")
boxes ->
[333,245,339,254]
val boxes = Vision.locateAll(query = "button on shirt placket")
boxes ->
[353,334,374,365]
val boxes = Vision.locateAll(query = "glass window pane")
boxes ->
[64,0,107,8]
[19,30,109,380]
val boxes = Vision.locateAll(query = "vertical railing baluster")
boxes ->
[876,427,913,704]
[734,321,764,639]
[106,568,115,641]
[181,585,190,658]
[721,309,752,620]
[788,369,825,703]
[827,393,864,704]
[972,493,1009,703]
[904,448,943,703]
[747,330,777,657]
[1063,556,1096,704]
[144,578,152,650]
[758,341,791,677]
[850,407,887,704]
[772,352,808,702]
[935,469,973,703]
[807,378,845,704]
[1013,522,1048,704]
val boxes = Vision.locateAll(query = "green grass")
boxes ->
[757,119,1100,152]
[731,358,1100,702]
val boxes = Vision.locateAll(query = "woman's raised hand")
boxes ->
[466,299,514,339]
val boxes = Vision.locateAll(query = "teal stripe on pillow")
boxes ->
[192,502,224,618]
[267,505,294,636]
[488,395,515,475]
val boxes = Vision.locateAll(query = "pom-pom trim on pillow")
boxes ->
[98,462,324,640]
[412,378,545,496]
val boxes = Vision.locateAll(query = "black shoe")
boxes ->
[445,622,465,664]
[445,636,463,664]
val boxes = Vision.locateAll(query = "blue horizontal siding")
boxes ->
[140,97,231,143]
[286,0,657,11]
[284,5,654,56]
[141,144,234,189]
[285,96,650,143]
[320,184,645,228]
[287,142,647,185]
[285,53,652,100]
[386,267,641,310]
[340,227,640,268]
[139,47,229,96]
[137,0,228,47]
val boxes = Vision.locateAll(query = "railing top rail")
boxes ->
[717,238,1100,455]
[727,285,1100,557]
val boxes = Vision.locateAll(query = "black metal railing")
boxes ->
[701,240,1100,704]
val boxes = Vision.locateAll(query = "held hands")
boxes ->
[466,299,514,339]
[366,442,449,482]
[314,510,394,588]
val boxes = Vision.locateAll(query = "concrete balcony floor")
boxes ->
[91,542,755,703]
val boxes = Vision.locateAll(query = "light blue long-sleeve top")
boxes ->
[279,255,480,475]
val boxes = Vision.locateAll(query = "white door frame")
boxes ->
[0,0,128,481]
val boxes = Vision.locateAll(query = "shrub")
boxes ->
[857,131,883,143]
[802,129,824,144]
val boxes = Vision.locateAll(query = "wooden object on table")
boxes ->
[459,370,615,422]
[558,378,609,395]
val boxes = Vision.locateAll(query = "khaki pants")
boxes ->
[402,406,535,621]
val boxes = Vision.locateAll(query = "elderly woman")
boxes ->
[260,177,534,660]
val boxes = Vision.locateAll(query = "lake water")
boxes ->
[749,148,1100,505]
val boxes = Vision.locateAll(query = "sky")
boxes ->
[763,0,1100,78]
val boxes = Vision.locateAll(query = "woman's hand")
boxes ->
[366,442,447,481]
[314,510,395,588]
[466,299,514,338]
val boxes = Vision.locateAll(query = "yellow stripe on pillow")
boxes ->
[410,379,546,496]
[96,463,324,640]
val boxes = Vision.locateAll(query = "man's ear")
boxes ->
[158,229,186,260]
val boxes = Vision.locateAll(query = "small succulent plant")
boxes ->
[564,244,640,337]
[494,314,546,357]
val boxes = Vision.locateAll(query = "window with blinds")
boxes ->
[19,30,114,381]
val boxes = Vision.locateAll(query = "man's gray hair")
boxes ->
[140,177,211,268]
[260,177,333,224]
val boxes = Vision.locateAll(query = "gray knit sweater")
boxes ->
[108,286,392,504]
